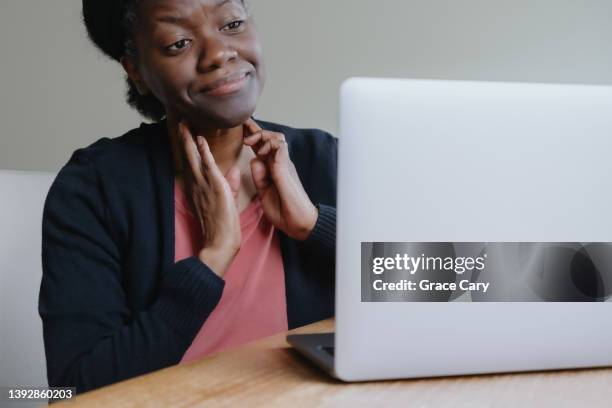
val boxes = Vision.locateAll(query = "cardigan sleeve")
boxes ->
[39,151,224,394]
[304,204,336,254]
[302,132,337,257]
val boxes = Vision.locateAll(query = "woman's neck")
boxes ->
[166,114,246,178]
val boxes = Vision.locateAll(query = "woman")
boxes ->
[39,0,336,393]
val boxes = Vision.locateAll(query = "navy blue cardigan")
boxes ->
[39,119,337,393]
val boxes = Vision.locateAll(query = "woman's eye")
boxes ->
[166,39,192,52]
[222,20,244,31]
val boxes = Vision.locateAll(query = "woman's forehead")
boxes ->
[140,0,244,19]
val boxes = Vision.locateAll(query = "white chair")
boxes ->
[0,170,55,388]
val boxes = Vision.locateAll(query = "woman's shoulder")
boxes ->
[50,121,165,199]
[67,121,163,167]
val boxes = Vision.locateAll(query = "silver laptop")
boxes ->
[288,77,612,381]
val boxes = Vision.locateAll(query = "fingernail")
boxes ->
[197,136,204,147]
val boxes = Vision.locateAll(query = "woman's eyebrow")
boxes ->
[155,15,187,24]
[215,0,234,9]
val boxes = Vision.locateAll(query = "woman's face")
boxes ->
[130,0,265,128]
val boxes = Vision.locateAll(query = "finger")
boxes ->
[225,165,241,204]
[196,136,225,189]
[243,118,262,135]
[267,139,283,158]
[245,131,269,158]
[242,119,262,146]
[243,129,263,146]
[197,136,240,211]
[180,122,207,186]
[257,140,273,156]
[274,138,290,163]
[257,134,288,159]
[252,132,279,153]
[250,157,271,193]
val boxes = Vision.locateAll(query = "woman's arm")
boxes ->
[39,153,224,393]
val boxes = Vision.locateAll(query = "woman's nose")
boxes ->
[196,34,238,72]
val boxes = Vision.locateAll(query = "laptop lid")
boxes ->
[335,78,612,381]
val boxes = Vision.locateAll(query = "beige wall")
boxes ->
[1,0,612,171]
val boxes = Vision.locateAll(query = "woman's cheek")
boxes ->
[153,67,193,106]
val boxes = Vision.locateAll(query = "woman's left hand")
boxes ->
[243,118,318,241]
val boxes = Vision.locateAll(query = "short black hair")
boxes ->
[83,0,165,121]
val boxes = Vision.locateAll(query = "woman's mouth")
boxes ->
[201,72,250,97]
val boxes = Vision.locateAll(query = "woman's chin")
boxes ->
[217,111,255,129]
[188,107,256,130]
[182,80,262,128]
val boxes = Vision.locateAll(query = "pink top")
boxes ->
[174,183,288,363]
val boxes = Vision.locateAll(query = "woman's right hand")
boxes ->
[179,122,242,278]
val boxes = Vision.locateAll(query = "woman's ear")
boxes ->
[120,56,150,96]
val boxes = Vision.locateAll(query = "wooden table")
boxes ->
[57,319,612,407]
